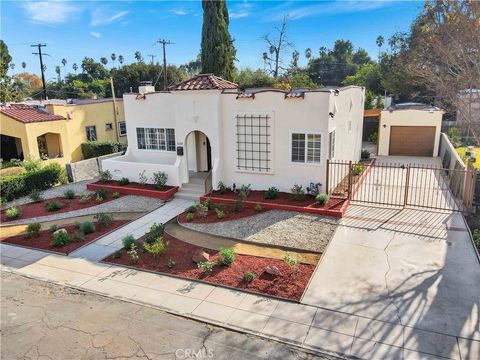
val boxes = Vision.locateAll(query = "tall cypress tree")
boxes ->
[201,0,236,81]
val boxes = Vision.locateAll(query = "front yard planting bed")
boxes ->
[87,181,178,200]
[1,195,116,222]
[104,233,315,301]
[200,190,346,217]
[1,220,129,254]
[178,206,270,224]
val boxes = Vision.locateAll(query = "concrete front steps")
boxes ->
[174,171,209,201]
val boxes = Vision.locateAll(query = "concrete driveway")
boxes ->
[302,156,480,359]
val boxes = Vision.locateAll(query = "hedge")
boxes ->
[0,163,67,202]
[81,141,121,160]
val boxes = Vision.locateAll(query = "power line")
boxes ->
[147,54,157,64]
[31,43,49,100]
[154,39,174,90]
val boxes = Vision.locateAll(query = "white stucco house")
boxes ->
[102,74,365,197]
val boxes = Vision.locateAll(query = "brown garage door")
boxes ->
[389,126,436,157]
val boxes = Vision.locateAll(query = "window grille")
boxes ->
[236,114,271,172]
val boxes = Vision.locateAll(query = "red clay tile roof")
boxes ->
[168,74,238,91]
[0,104,65,123]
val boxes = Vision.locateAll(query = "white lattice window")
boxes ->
[235,115,271,173]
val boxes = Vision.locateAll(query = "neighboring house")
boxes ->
[102,74,365,194]
[0,98,126,166]
[455,89,480,137]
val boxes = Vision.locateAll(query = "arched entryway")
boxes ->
[185,130,212,173]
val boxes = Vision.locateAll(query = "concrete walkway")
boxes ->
[1,197,479,359]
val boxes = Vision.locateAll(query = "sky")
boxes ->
[1,0,423,80]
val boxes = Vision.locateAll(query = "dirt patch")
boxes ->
[98,181,176,192]
[1,195,116,222]
[104,233,314,301]
[1,220,129,254]
[178,206,270,224]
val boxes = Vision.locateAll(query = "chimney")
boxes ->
[138,81,155,94]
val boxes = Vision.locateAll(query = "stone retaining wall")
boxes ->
[66,152,123,182]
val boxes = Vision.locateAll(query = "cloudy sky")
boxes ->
[1,0,422,79]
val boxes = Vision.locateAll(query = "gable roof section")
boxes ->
[168,74,238,91]
[0,104,65,123]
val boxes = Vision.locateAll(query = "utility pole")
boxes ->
[110,77,119,143]
[31,43,48,100]
[147,54,157,65]
[154,39,174,90]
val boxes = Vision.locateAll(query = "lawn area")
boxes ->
[456,147,480,168]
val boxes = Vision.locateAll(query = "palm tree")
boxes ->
[305,48,312,60]
[118,55,124,66]
[376,35,384,60]
[111,53,116,68]
[72,63,78,73]
[134,51,143,63]
[55,65,61,82]
[100,57,108,66]
[9,63,15,72]
[21,62,26,70]
[61,58,67,79]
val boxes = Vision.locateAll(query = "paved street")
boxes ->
[1,272,330,360]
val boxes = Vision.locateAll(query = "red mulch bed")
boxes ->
[1,195,116,222]
[1,220,129,254]
[104,233,315,301]
[99,181,176,191]
[178,206,270,224]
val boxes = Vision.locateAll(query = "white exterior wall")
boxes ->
[378,109,443,156]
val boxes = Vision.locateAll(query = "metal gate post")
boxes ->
[404,166,411,207]
[347,161,353,200]
[326,159,330,195]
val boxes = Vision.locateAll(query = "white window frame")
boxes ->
[289,130,323,166]
[136,127,176,152]
[118,121,127,137]
[329,129,336,159]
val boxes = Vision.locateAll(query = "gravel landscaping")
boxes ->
[181,210,339,252]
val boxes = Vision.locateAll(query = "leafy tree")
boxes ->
[61,58,67,67]
[343,62,383,94]
[80,57,109,80]
[281,71,317,89]
[234,68,275,90]
[0,39,13,102]
[180,53,202,75]
[55,65,61,82]
[111,53,116,68]
[201,0,236,80]
[290,50,300,69]
[376,35,384,60]
[305,48,312,60]
[21,61,26,70]
[262,16,292,78]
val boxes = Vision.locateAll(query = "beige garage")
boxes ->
[377,104,444,157]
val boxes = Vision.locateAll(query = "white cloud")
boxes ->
[91,9,130,26]
[230,10,249,19]
[21,1,79,24]
[230,2,251,19]
[170,9,187,16]
[90,31,101,38]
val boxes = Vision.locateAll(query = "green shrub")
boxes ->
[290,184,306,201]
[5,207,21,219]
[20,158,42,172]
[264,186,279,200]
[99,170,112,182]
[215,208,225,219]
[94,188,108,201]
[144,223,164,244]
[51,231,69,247]
[254,203,263,212]
[352,164,365,176]
[79,220,96,235]
[473,229,480,250]
[217,181,230,194]
[26,223,41,237]
[367,132,378,143]
[119,177,130,185]
[283,252,299,267]
[239,184,251,199]
[213,203,225,211]
[186,212,194,221]
[81,141,121,160]
[197,261,213,274]
[29,189,43,202]
[45,201,62,212]
[64,188,75,199]
[243,271,256,282]
[186,205,197,213]
[152,171,168,189]
[232,199,243,212]
[197,203,209,217]
[202,197,212,210]
[143,237,169,258]
[122,234,135,249]
[316,193,329,206]
[127,243,139,264]
[138,170,148,185]
[112,191,121,199]
[79,194,92,203]
[167,259,176,268]
[0,162,66,201]
[216,247,236,266]
[94,213,114,227]
[49,224,58,233]
[361,149,371,159]
[71,232,85,242]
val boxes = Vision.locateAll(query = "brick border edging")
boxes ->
[87,181,178,200]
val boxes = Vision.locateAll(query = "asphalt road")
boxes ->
[1,271,332,360]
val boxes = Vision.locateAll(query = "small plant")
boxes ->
[215,208,225,219]
[264,186,279,200]
[64,188,75,199]
[367,132,378,143]
[138,170,148,186]
[112,191,121,199]
[254,203,263,212]
[51,230,69,247]
[283,252,299,267]
[473,229,480,250]
[213,203,225,211]
[99,170,112,182]
[5,207,21,219]
[122,234,136,249]
[71,231,85,242]
[49,224,58,233]
[352,164,365,176]
[144,223,164,244]
[94,188,108,201]
[361,149,371,159]
[216,247,236,266]
[114,250,123,259]
[197,203,209,217]
[45,201,62,212]
[217,181,230,194]
[79,194,92,204]
[203,197,212,210]
[119,177,130,185]
[26,223,41,238]
[197,261,213,274]
[238,184,251,199]
[152,171,168,189]
[79,220,96,235]
[29,189,43,202]
[127,243,139,264]
[94,212,114,228]
[316,193,329,206]
[243,271,256,283]
[291,184,306,201]
[167,259,176,268]
[143,237,169,258]
[232,199,243,213]
[186,205,197,213]
[186,212,194,221]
